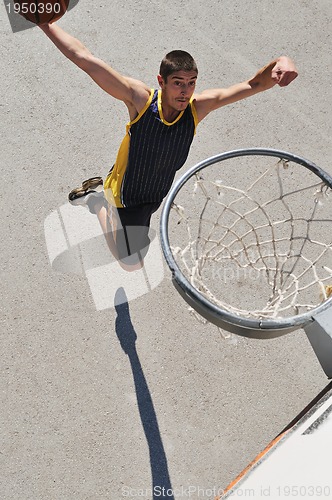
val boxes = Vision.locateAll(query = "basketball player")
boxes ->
[39,23,298,271]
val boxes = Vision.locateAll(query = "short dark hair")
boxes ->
[159,50,198,82]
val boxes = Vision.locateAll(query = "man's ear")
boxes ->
[157,74,164,88]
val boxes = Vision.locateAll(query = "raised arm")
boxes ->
[195,56,298,122]
[39,23,150,118]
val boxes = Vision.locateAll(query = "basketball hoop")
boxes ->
[160,149,332,342]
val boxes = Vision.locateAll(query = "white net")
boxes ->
[168,154,332,321]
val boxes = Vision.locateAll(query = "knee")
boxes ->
[118,259,144,272]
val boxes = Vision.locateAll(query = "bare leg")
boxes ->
[93,199,144,272]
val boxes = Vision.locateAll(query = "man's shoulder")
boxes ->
[190,91,213,123]
[126,84,153,121]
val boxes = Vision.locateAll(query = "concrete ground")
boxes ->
[1,0,331,498]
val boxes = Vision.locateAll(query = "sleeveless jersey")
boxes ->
[104,89,198,208]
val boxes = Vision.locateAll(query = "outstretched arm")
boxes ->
[39,23,150,117]
[195,56,298,122]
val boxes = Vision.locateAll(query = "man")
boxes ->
[40,23,298,271]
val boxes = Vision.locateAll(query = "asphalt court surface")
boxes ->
[1,1,332,498]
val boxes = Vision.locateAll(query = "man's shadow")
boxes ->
[114,288,174,500]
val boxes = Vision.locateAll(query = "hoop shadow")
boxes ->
[114,288,174,500]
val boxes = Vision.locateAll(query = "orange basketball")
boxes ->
[15,0,70,25]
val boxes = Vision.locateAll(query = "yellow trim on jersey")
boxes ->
[157,89,198,133]
[129,88,155,127]
[104,133,129,207]
[190,97,198,135]
[157,90,185,126]
[104,89,155,208]
[103,88,198,207]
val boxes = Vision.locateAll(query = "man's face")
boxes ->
[158,70,198,111]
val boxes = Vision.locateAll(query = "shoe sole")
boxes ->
[68,187,87,202]
[68,177,103,202]
[82,177,103,191]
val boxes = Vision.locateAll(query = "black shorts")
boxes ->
[110,202,161,265]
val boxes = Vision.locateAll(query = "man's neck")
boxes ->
[162,106,181,123]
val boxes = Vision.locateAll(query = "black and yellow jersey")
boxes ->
[104,88,198,208]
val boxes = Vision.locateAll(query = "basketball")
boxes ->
[15,0,70,25]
